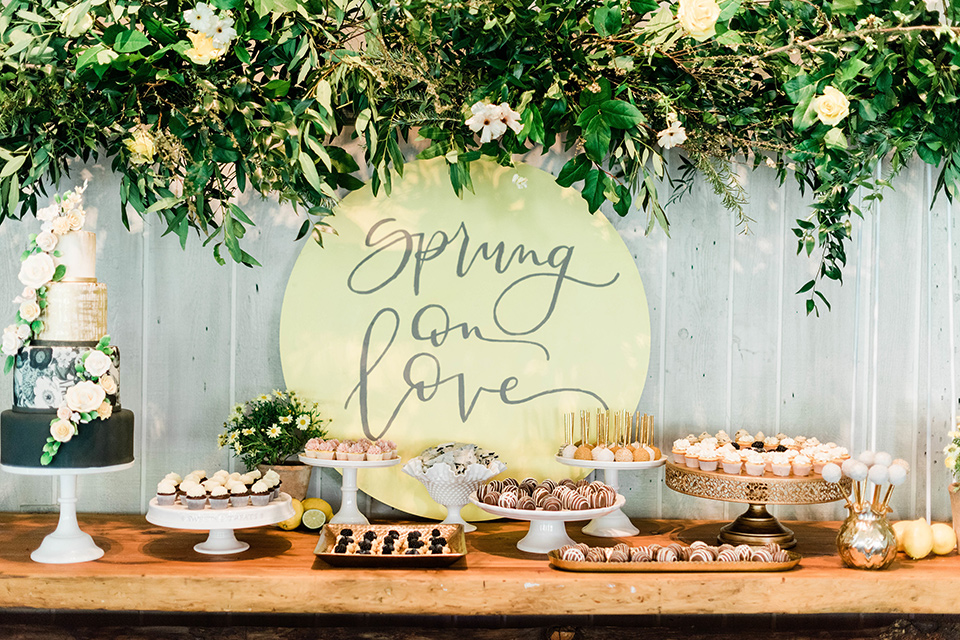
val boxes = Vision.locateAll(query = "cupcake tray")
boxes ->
[146,492,295,555]
[314,523,467,568]
[547,549,801,573]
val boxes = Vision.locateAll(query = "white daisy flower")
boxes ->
[267,425,281,438]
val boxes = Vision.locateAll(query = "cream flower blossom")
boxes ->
[50,419,75,443]
[84,350,113,378]
[814,86,851,126]
[499,102,523,134]
[66,210,85,231]
[57,405,73,421]
[210,16,237,47]
[1,326,20,357]
[185,31,225,65]
[97,401,113,420]
[36,205,58,222]
[124,125,157,165]
[19,300,40,323]
[65,380,107,413]
[18,252,56,289]
[17,287,36,302]
[99,374,118,395]
[656,120,688,149]
[678,0,721,40]
[465,102,507,144]
[51,216,72,235]
[16,323,31,340]
[36,230,58,252]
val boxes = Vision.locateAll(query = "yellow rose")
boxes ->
[814,86,850,126]
[66,210,85,231]
[185,31,225,65]
[124,126,157,165]
[97,401,113,420]
[678,0,721,40]
[99,374,118,395]
[50,419,75,443]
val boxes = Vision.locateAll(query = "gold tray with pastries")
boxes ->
[314,523,467,568]
[548,549,801,572]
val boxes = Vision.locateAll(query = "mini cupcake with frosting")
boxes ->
[183,484,207,510]
[156,480,177,505]
[250,480,271,506]
[209,485,230,509]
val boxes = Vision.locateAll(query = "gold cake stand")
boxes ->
[664,461,852,549]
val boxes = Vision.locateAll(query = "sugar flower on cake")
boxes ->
[65,379,107,413]
[35,230,58,253]
[1,325,21,357]
[657,120,688,149]
[99,374,118,395]
[18,252,56,289]
[97,401,113,420]
[83,349,112,378]
[49,418,75,443]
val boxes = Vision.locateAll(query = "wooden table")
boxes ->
[0,513,956,615]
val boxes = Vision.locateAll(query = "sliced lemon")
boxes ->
[276,498,304,531]
[300,498,334,522]
[301,508,327,530]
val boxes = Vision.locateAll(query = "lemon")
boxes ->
[903,518,933,559]
[276,498,304,531]
[931,523,957,555]
[892,520,912,552]
[301,508,327,530]
[301,498,334,522]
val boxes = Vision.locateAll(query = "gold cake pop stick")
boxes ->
[878,485,896,514]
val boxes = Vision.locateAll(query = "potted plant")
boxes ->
[943,414,960,544]
[218,390,327,500]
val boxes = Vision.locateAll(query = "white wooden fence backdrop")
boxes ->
[0,145,956,524]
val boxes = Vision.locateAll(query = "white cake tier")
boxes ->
[41,282,106,342]
[54,231,96,282]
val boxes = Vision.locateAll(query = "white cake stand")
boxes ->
[1,461,134,564]
[556,455,665,537]
[146,492,295,555]
[298,455,401,525]
[470,493,626,554]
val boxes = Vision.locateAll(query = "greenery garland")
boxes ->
[0,0,958,312]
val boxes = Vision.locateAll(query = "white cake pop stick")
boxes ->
[822,463,855,509]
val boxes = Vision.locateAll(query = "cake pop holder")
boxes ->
[555,456,665,537]
[298,456,402,525]
[470,494,627,554]
[665,462,852,549]
[145,492,295,555]
[1,462,134,564]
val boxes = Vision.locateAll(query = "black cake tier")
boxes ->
[0,408,134,469]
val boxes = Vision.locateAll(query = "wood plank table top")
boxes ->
[0,513,956,615]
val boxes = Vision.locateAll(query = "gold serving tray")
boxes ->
[665,461,851,505]
[547,549,801,573]
[314,523,467,568]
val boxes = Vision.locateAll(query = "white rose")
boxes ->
[678,0,721,40]
[19,300,40,323]
[50,419,75,443]
[51,216,72,235]
[36,205,58,222]
[97,401,113,420]
[66,211,85,232]
[84,350,112,378]
[99,374,118,395]
[1,330,21,357]
[65,380,106,413]
[16,323,31,340]
[19,287,36,302]
[814,86,850,126]
[36,230,58,253]
[57,406,73,421]
[18,253,56,289]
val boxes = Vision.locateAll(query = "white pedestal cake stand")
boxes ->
[146,493,295,555]
[298,456,401,525]
[1,461,134,564]
[470,494,626,554]
[556,455,666,537]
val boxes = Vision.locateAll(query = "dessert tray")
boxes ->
[665,462,852,548]
[146,492,295,555]
[470,493,626,554]
[314,523,467,568]
[548,549,801,572]
[555,455,665,538]
[298,455,401,525]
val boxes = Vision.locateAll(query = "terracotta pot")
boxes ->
[951,483,960,547]
[257,462,313,501]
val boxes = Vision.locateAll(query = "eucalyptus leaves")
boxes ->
[0,0,958,312]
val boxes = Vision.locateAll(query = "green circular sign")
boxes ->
[280,158,650,520]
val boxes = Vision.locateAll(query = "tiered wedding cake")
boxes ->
[1,183,134,469]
